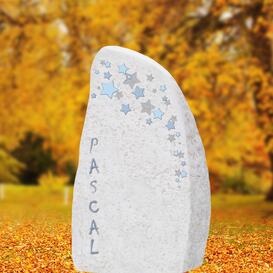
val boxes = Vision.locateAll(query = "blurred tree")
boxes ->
[12,132,56,185]
[63,160,76,185]
[185,0,273,199]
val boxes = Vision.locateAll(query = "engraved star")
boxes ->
[165,99,171,106]
[176,132,181,137]
[181,161,186,166]
[123,72,140,89]
[168,134,176,142]
[120,104,131,115]
[115,91,123,99]
[147,74,154,81]
[175,170,181,177]
[152,89,157,93]
[104,71,112,80]
[180,170,187,178]
[101,81,118,98]
[146,118,152,125]
[105,60,111,68]
[132,86,144,99]
[160,84,167,92]
[152,108,164,120]
[118,64,129,74]
[91,93,97,98]
[174,151,184,159]
[141,99,155,115]
[166,119,175,130]
[171,115,177,122]
[162,96,168,102]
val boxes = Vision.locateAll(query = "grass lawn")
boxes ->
[0,185,272,272]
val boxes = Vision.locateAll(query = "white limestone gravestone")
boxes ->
[72,46,211,273]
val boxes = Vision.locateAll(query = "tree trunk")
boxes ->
[267,32,273,201]
[266,153,273,201]
[0,184,4,200]
[251,79,273,201]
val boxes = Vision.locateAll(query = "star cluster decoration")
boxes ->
[94,58,188,186]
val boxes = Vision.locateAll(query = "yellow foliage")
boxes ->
[0,0,272,193]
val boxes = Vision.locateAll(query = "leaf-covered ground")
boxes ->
[0,186,272,272]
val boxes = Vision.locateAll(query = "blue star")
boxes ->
[146,118,152,125]
[153,108,164,120]
[105,60,111,68]
[175,169,187,178]
[160,84,167,92]
[166,119,175,130]
[174,150,184,158]
[104,71,112,80]
[118,64,129,74]
[132,86,144,99]
[180,170,187,178]
[91,93,97,98]
[120,104,131,115]
[101,81,118,98]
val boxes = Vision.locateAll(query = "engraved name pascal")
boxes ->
[89,137,99,255]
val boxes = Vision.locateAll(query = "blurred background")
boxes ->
[1,0,273,197]
[0,1,272,272]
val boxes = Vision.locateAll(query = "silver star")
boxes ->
[168,134,176,142]
[171,115,177,122]
[123,72,140,89]
[115,91,123,99]
[141,99,155,115]
[175,170,181,177]
[146,118,152,125]
[147,74,154,81]
[165,99,171,106]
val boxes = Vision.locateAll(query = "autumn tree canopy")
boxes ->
[0,0,272,197]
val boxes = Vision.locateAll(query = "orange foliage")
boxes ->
[0,0,272,192]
